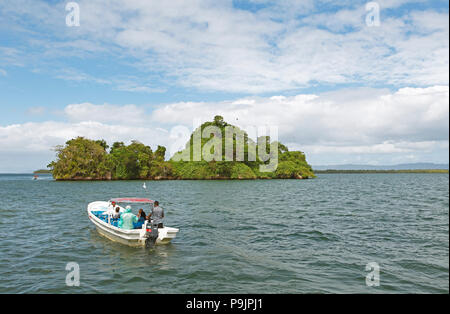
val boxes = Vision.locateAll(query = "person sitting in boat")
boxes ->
[112,207,121,219]
[107,201,117,214]
[149,201,164,228]
[118,205,138,230]
[138,208,147,222]
[134,208,147,229]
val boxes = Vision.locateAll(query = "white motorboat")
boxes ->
[87,197,179,247]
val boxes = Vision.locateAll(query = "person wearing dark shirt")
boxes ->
[150,201,164,228]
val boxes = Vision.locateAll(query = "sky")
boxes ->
[0,0,448,172]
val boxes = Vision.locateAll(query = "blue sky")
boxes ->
[0,0,448,172]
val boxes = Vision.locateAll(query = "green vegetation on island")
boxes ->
[48,116,315,180]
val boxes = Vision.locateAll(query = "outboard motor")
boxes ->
[144,220,159,248]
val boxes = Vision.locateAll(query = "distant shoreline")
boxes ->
[314,169,449,174]
[33,169,449,176]
[25,169,449,180]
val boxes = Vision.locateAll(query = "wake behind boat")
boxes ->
[87,197,179,247]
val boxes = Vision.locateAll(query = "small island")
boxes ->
[33,169,53,174]
[48,116,315,180]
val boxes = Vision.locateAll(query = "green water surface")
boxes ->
[0,173,448,293]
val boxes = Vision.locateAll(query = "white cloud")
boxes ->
[152,85,449,144]
[1,0,448,93]
[77,2,450,91]
[64,103,149,124]
[54,68,111,85]
[0,85,447,170]
[0,46,23,67]
[0,120,168,155]
[300,140,446,154]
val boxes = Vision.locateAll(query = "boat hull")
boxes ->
[96,225,145,246]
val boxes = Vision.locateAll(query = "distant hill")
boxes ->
[312,163,449,171]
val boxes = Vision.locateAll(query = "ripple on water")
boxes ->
[0,173,448,293]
